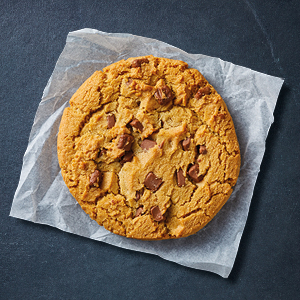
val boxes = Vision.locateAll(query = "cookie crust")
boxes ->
[57,55,240,240]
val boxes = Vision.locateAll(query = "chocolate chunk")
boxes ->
[154,88,163,102]
[188,164,203,183]
[131,58,149,68]
[130,119,144,132]
[135,189,143,201]
[100,149,106,156]
[195,86,211,99]
[117,134,134,151]
[98,149,106,158]
[151,206,164,221]
[176,168,185,187]
[89,170,103,186]
[107,114,116,129]
[199,145,207,154]
[144,172,163,191]
[120,151,134,163]
[154,85,174,105]
[135,206,143,217]
[141,139,157,151]
[182,137,191,151]
[126,78,133,86]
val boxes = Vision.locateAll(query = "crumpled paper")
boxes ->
[10,28,284,278]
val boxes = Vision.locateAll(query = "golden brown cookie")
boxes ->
[57,55,240,240]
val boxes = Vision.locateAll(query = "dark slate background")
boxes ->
[1,1,299,299]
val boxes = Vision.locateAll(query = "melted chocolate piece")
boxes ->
[188,164,203,183]
[135,190,143,201]
[141,139,157,151]
[126,78,133,86]
[195,86,211,99]
[130,119,144,132]
[199,145,207,154]
[176,168,185,187]
[144,172,163,191]
[182,137,191,151]
[107,114,116,129]
[117,134,134,151]
[89,170,103,186]
[154,85,174,105]
[151,206,164,221]
[120,151,134,163]
[131,58,149,68]
[135,206,144,217]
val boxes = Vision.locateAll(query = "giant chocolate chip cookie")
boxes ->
[57,56,241,240]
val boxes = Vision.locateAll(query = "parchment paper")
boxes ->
[10,28,284,278]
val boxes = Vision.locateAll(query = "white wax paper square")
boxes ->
[10,29,284,278]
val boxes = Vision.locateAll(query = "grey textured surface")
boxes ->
[1,1,299,299]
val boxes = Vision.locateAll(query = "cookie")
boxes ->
[57,55,241,240]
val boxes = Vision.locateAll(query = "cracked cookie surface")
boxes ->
[57,55,241,240]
